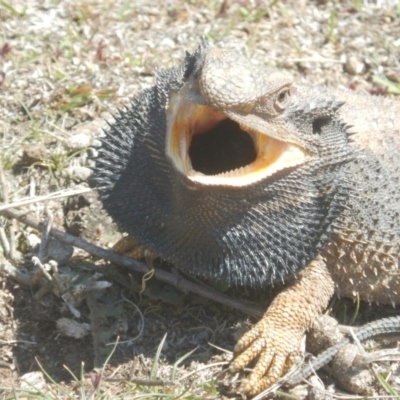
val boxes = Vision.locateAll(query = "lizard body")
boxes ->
[91,42,400,395]
[325,90,400,306]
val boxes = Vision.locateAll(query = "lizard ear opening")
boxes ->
[312,117,332,135]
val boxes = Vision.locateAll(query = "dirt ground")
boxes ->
[0,0,400,399]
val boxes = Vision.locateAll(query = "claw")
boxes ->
[236,337,296,395]
[234,323,264,354]
[229,258,335,396]
[230,316,301,394]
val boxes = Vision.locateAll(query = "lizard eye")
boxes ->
[274,88,291,111]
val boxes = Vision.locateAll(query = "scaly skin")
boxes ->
[195,47,400,394]
[230,257,334,395]
[286,314,400,387]
[91,42,400,396]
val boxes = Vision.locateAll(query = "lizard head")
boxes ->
[167,42,347,186]
[91,42,354,287]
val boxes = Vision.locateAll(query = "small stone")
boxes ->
[26,233,41,249]
[46,238,73,264]
[56,318,90,339]
[332,344,374,394]
[68,118,106,151]
[19,371,46,390]
[308,315,343,354]
[21,144,48,165]
[64,192,117,241]
[160,37,175,49]
[345,56,365,75]
[288,383,308,399]
[308,375,328,400]
[385,69,400,83]
[68,132,93,151]
[66,166,92,181]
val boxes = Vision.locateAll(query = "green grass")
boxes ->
[373,76,400,95]
[0,0,26,16]
[327,8,337,44]
[0,336,221,400]
[352,0,363,12]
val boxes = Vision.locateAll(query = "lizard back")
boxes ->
[324,89,400,305]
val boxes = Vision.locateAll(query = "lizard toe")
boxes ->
[238,347,297,395]
[230,311,304,394]
[230,336,272,373]
[233,322,265,354]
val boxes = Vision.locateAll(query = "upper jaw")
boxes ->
[166,92,309,187]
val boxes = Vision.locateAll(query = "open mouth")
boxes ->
[166,94,308,187]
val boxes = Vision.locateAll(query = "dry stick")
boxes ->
[38,211,53,261]
[0,162,16,259]
[1,208,264,319]
[0,163,10,206]
[0,258,33,287]
[0,225,10,256]
[0,186,92,212]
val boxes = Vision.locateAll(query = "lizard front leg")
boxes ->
[230,256,335,396]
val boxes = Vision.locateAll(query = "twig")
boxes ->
[176,361,228,383]
[50,261,68,295]
[104,377,174,386]
[107,291,145,346]
[278,57,344,64]
[38,211,53,261]
[0,186,92,212]
[0,161,10,204]
[29,176,36,198]
[0,259,33,287]
[32,256,53,282]
[0,361,15,370]
[0,339,36,345]
[0,208,264,318]
[9,219,16,260]
[0,161,16,259]
[349,327,366,354]
[0,224,10,256]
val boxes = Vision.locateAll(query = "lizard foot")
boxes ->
[229,312,303,396]
[112,235,147,259]
[229,257,335,396]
